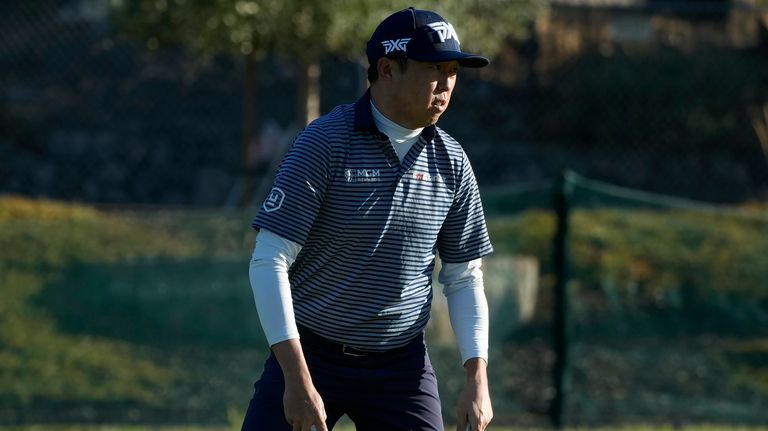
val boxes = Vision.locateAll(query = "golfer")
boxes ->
[243,7,494,431]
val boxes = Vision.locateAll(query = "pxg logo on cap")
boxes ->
[366,7,489,68]
[381,38,411,54]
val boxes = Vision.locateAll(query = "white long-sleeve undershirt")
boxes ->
[370,101,422,162]
[248,229,490,363]
[439,258,489,364]
[248,229,301,346]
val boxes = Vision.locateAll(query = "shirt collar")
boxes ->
[353,90,376,131]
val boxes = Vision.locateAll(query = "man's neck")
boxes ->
[369,86,403,128]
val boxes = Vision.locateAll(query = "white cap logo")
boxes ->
[427,21,460,44]
[382,38,411,54]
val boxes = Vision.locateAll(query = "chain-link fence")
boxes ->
[2,0,768,428]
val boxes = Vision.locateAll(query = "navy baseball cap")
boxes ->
[366,7,490,68]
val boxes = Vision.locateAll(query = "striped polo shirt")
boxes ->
[253,91,492,351]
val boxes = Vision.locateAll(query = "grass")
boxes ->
[2,424,768,431]
[2,197,768,426]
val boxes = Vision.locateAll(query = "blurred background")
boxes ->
[1,0,767,429]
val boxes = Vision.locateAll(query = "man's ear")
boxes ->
[377,57,394,80]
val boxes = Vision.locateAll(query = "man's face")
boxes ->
[388,59,460,129]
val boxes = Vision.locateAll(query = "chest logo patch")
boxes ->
[412,171,443,182]
[262,187,285,212]
[345,168,381,183]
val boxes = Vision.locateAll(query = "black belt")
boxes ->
[297,325,411,358]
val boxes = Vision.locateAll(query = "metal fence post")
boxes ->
[551,170,574,429]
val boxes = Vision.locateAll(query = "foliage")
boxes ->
[0,195,202,269]
[2,426,768,431]
[0,280,176,405]
[488,206,768,312]
[3,195,767,423]
[568,209,768,308]
[0,196,203,411]
[488,210,555,257]
[109,0,540,63]
[41,257,262,348]
[430,0,543,55]
[111,0,286,59]
[532,49,766,151]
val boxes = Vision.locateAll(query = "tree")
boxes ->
[110,0,541,205]
[111,0,287,206]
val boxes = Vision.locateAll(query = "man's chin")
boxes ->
[425,111,444,126]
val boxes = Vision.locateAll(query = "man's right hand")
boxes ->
[272,338,328,431]
[283,378,327,431]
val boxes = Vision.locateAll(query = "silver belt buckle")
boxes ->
[342,344,366,357]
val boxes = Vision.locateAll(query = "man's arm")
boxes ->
[270,339,327,430]
[439,258,493,431]
[249,229,327,430]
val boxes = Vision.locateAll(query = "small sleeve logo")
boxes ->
[262,187,285,212]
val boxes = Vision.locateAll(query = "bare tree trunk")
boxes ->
[306,62,321,125]
[751,104,768,170]
[358,59,369,95]
[240,54,259,207]
[297,61,322,126]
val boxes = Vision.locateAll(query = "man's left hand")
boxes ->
[455,357,493,431]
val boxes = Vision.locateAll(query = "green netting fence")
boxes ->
[1,172,767,427]
[480,171,768,428]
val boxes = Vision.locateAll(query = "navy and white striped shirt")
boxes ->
[253,91,492,351]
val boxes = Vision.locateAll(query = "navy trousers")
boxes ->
[241,327,443,431]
